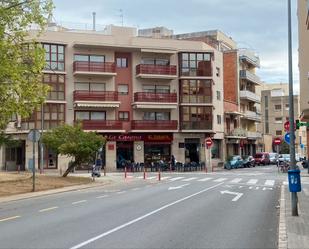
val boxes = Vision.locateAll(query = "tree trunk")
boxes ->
[62,160,79,177]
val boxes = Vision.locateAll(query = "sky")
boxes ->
[52,0,300,92]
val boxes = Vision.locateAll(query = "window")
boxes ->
[75,82,106,91]
[274,104,282,111]
[216,67,220,77]
[285,104,289,110]
[143,112,170,120]
[276,130,282,135]
[216,91,221,100]
[180,106,212,130]
[43,74,65,100]
[116,58,128,68]
[275,117,283,123]
[75,111,106,121]
[217,115,222,124]
[118,84,128,95]
[43,43,65,71]
[142,85,170,93]
[74,54,105,62]
[141,58,169,66]
[181,79,212,103]
[119,112,129,121]
[21,104,65,130]
[180,52,212,77]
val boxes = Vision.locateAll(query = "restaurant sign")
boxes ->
[105,134,173,142]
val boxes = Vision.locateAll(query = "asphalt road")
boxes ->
[0,165,285,249]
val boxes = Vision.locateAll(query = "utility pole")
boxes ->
[287,0,298,216]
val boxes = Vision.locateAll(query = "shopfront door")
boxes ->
[185,138,200,163]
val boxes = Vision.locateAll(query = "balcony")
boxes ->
[132,92,178,109]
[80,120,123,131]
[239,49,260,68]
[241,110,261,122]
[239,90,260,103]
[225,128,247,138]
[73,61,116,76]
[239,70,261,85]
[180,121,212,131]
[131,120,178,131]
[247,131,262,139]
[136,64,177,79]
[73,90,120,108]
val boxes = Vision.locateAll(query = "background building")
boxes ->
[0,24,225,172]
[298,0,309,158]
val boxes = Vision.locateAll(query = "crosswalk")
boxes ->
[135,175,277,187]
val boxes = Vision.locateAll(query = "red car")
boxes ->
[254,152,270,165]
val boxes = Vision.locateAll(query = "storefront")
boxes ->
[144,134,172,165]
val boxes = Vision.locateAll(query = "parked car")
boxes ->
[278,154,291,163]
[269,152,279,164]
[243,155,255,168]
[224,155,244,169]
[254,152,270,165]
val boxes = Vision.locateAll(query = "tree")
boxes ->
[0,0,53,129]
[42,124,105,177]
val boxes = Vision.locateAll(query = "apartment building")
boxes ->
[260,83,305,155]
[0,24,225,172]
[298,0,309,158]
[175,30,262,157]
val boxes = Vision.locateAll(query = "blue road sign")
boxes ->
[285,132,290,144]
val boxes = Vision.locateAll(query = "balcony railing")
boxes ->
[180,121,212,130]
[240,70,261,85]
[226,128,247,137]
[131,120,178,130]
[73,90,118,101]
[73,61,116,74]
[242,110,261,121]
[239,49,260,68]
[134,92,177,103]
[247,131,262,138]
[239,90,260,103]
[79,120,123,130]
[136,64,177,76]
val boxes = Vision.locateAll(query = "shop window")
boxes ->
[211,140,221,159]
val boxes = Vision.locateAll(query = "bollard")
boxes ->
[18,165,20,174]
[104,166,106,176]
[143,167,146,180]
[158,167,161,181]
[125,166,127,179]
[205,165,208,174]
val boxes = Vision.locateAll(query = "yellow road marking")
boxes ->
[0,216,21,222]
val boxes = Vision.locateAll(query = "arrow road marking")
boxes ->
[264,180,275,186]
[220,190,243,202]
[168,183,190,190]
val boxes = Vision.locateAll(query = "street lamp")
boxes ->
[287,0,298,216]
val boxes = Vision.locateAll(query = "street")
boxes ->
[0,165,285,249]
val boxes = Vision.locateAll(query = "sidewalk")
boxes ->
[279,169,309,249]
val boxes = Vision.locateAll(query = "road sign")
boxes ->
[274,137,282,145]
[296,119,309,129]
[284,121,290,132]
[28,129,40,142]
[284,132,290,144]
[204,138,213,148]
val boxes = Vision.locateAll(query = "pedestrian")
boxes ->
[171,154,176,168]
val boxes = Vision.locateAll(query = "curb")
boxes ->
[278,184,288,249]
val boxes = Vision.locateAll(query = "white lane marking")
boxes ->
[230,178,242,183]
[263,187,273,191]
[182,177,197,182]
[161,177,171,180]
[96,195,108,199]
[169,177,185,181]
[0,216,21,222]
[247,179,258,185]
[147,176,156,180]
[72,200,87,205]
[168,183,190,190]
[39,206,58,212]
[69,182,224,249]
[264,180,275,186]
[255,187,260,190]
[197,177,212,182]
[116,191,126,194]
[239,186,244,189]
[249,186,253,189]
[220,190,243,202]
[213,178,227,182]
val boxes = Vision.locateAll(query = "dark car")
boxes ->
[254,152,270,166]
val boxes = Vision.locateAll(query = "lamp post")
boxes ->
[287,0,298,216]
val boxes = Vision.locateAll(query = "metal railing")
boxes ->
[131,120,178,130]
[73,61,116,73]
[134,92,177,102]
[239,90,260,103]
[73,90,118,101]
[136,64,177,76]
[240,70,261,85]
[79,120,123,130]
